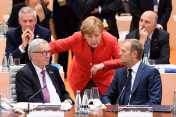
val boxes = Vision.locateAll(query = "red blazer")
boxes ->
[49,30,124,94]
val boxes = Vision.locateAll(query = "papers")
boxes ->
[11,102,42,110]
[89,99,107,110]
[60,103,72,111]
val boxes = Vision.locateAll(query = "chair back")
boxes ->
[9,66,24,102]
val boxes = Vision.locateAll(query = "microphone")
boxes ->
[27,86,47,114]
[106,86,126,113]
[114,86,126,113]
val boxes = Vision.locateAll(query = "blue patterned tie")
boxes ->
[123,69,132,105]
[144,37,151,55]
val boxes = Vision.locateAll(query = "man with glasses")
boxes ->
[5,7,51,64]
[16,39,72,104]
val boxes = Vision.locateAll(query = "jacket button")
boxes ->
[90,75,92,78]
[90,63,93,65]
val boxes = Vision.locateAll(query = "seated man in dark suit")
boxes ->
[8,0,51,29]
[126,11,170,64]
[102,39,162,105]
[5,7,51,64]
[16,39,72,104]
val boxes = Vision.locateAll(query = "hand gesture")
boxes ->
[90,63,104,75]
[139,26,148,46]
[34,3,45,21]
[90,8,99,14]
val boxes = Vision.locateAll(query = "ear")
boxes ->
[154,23,157,28]
[132,50,138,58]
[30,53,35,60]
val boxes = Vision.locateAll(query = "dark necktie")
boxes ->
[144,37,151,55]
[41,70,50,102]
[123,69,132,105]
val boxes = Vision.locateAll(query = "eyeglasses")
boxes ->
[32,50,52,56]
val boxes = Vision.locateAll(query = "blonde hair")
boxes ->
[80,16,104,36]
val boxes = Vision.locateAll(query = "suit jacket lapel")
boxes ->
[46,65,62,101]
[131,62,145,96]
[28,62,44,100]
[34,25,41,39]
[119,67,128,105]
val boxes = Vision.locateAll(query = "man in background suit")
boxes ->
[5,7,51,64]
[8,0,52,29]
[102,39,162,105]
[52,0,81,78]
[129,0,172,32]
[16,39,72,103]
[126,11,170,64]
[78,0,122,39]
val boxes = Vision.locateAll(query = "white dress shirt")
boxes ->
[33,63,61,104]
[127,61,141,104]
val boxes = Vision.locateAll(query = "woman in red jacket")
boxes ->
[49,16,124,97]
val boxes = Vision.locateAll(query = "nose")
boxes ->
[26,21,30,26]
[92,36,96,41]
[119,51,122,56]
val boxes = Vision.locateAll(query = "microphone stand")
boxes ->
[27,86,46,114]
[106,86,126,113]
[114,86,126,114]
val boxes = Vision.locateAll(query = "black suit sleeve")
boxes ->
[78,0,101,13]
[16,69,45,103]
[158,0,172,28]
[129,0,143,25]
[37,6,52,29]
[8,4,20,28]
[101,0,122,14]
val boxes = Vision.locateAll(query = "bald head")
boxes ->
[139,11,158,35]
[142,11,158,24]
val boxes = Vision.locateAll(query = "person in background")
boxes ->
[8,0,52,29]
[5,7,51,64]
[126,11,170,64]
[102,39,162,105]
[52,0,81,78]
[12,0,49,6]
[16,39,72,104]
[78,0,122,39]
[49,16,124,97]
[129,0,172,32]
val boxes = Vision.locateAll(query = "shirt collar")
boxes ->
[32,63,46,74]
[148,32,153,40]
[128,61,141,73]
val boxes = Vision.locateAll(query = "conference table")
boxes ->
[1,71,176,105]
[0,105,175,117]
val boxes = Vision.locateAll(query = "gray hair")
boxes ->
[18,7,37,19]
[28,39,48,60]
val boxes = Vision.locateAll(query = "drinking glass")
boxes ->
[84,89,93,105]
[14,58,20,66]
[91,87,100,112]
[149,59,155,65]
[0,88,12,114]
